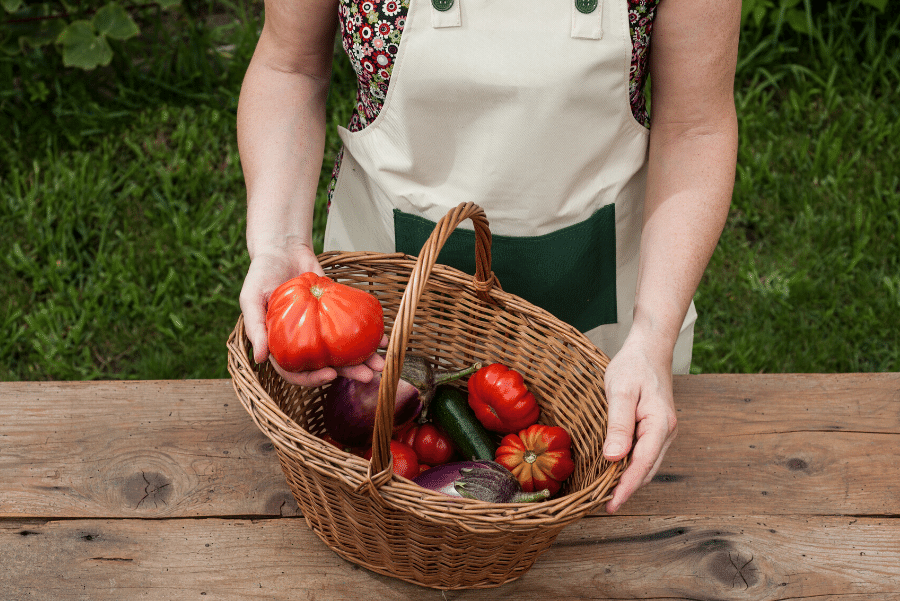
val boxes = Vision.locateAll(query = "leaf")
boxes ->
[752,4,768,27]
[861,0,887,10]
[93,2,139,41]
[784,8,810,34]
[57,20,113,69]
[155,0,181,8]
[1,0,24,12]
[740,0,756,22]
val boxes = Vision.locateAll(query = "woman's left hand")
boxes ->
[601,335,678,514]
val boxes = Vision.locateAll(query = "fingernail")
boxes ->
[604,443,623,457]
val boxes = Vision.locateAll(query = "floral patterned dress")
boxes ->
[330,0,662,199]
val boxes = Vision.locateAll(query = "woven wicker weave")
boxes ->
[227,202,624,589]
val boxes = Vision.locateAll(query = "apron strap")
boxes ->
[572,0,603,39]
[431,0,461,28]
[430,0,603,39]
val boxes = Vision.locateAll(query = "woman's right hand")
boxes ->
[238,243,387,388]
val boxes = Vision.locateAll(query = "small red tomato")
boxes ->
[364,440,420,480]
[320,433,344,450]
[393,423,455,465]
[393,422,419,449]
[412,423,455,465]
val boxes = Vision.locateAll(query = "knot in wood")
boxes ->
[123,471,173,510]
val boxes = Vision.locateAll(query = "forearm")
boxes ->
[631,115,737,356]
[237,45,331,260]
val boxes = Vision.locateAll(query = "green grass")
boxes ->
[692,2,900,373]
[2,105,247,379]
[1,0,898,380]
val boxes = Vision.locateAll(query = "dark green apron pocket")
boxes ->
[393,207,616,332]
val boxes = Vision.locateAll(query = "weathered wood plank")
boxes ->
[2,374,898,519]
[0,380,299,519]
[672,372,900,435]
[622,373,900,515]
[2,515,898,600]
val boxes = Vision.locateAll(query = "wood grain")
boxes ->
[0,380,299,519]
[2,514,898,600]
[620,373,900,516]
[2,375,899,599]
[3,376,898,519]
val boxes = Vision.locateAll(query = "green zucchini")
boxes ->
[429,384,497,461]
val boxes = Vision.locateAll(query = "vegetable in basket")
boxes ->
[363,440,420,480]
[413,460,550,503]
[394,422,456,466]
[323,357,480,447]
[495,424,576,497]
[467,363,541,433]
[265,272,384,372]
[429,385,497,461]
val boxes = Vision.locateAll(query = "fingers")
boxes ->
[270,352,384,387]
[602,382,639,462]
[363,335,389,372]
[605,412,677,514]
[271,356,338,387]
[363,351,386,373]
[335,363,377,383]
[644,423,677,484]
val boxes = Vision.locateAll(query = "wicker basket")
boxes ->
[227,202,624,590]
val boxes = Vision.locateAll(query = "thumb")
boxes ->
[603,383,638,461]
[246,312,269,364]
[239,287,270,365]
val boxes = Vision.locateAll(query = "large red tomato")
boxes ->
[265,273,384,372]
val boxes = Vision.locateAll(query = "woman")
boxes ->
[237,0,740,513]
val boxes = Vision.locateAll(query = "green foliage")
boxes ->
[2,0,177,70]
[2,105,249,379]
[1,0,898,379]
[0,1,261,380]
[741,0,888,35]
[692,0,900,373]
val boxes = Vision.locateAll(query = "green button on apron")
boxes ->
[394,206,617,332]
[432,0,454,11]
[575,0,598,14]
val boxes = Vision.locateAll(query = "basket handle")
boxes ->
[368,202,498,479]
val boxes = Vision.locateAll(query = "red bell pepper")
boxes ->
[495,424,576,496]
[467,363,540,433]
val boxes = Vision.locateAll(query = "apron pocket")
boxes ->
[393,206,617,332]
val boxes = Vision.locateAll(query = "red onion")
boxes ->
[322,357,479,447]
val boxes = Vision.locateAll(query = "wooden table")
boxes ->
[2,374,899,600]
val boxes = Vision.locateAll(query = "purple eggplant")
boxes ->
[413,460,551,503]
[322,356,479,447]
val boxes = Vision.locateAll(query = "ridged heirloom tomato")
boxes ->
[265,273,384,372]
[495,424,576,497]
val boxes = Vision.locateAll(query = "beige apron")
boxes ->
[324,0,696,373]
